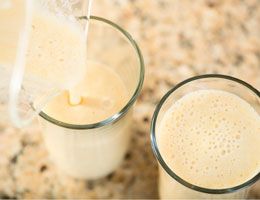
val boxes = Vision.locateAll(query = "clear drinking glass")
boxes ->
[151,74,259,199]
[38,16,144,179]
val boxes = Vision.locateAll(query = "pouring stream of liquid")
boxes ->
[69,0,93,106]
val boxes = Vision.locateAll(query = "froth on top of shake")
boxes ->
[158,89,260,189]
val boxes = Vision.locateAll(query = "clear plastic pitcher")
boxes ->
[0,0,91,127]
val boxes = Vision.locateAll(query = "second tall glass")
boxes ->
[151,74,259,199]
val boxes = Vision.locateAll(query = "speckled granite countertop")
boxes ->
[0,0,259,199]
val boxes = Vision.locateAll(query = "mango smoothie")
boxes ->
[157,89,260,198]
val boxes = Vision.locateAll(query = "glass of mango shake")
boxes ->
[38,16,144,179]
[151,74,259,199]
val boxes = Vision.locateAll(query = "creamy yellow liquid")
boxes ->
[39,62,131,179]
[43,62,129,124]
[0,5,87,124]
[25,11,86,89]
[158,90,260,197]
[0,0,27,65]
[0,5,86,89]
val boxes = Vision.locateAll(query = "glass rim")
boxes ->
[150,74,260,194]
[39,15,145,130]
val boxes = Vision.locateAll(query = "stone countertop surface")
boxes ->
[0,0,259,199]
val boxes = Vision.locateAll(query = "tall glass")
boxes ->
[38,16,144,179]
[151,74,259,199]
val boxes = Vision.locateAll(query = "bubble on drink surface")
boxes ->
[102,98,113,109]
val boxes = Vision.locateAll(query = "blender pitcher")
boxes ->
[0,0,92,127]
